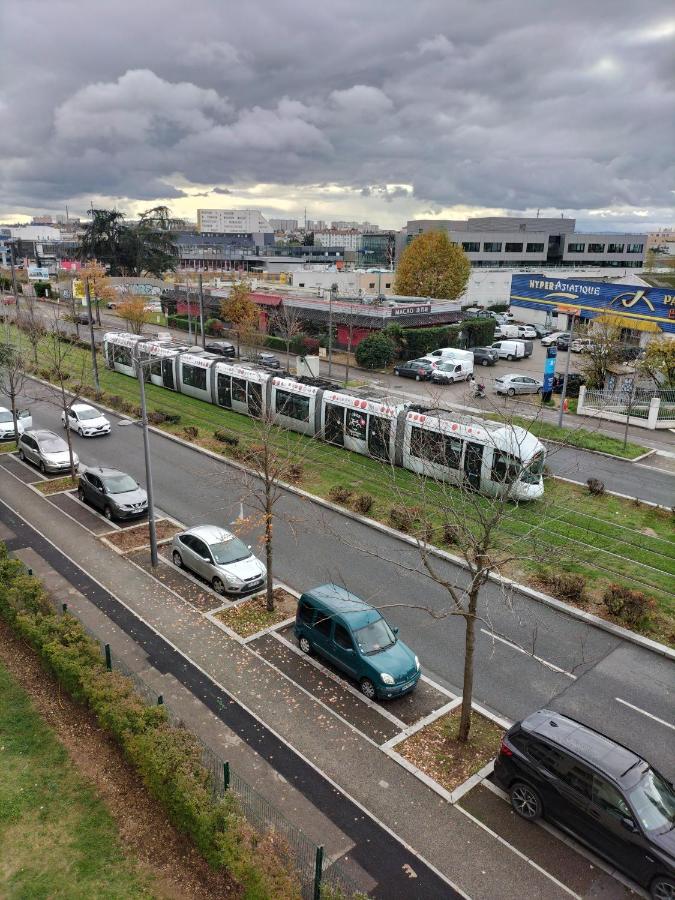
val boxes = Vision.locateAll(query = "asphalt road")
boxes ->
[18,389,675,782]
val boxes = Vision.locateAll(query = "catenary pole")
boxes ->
[557,313,575,427]
[198,273,206,348]
[134,346,158,568]
[84,277,100,393]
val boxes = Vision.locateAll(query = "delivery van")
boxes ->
[491,340,526,360]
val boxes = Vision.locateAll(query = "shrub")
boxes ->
[442,524,461,545]
[213,429,239,446]
[355,332,395,369]
[541,571,588,605]
[147,410,167,425]
[328,485,352,504]
[389,505,422,533]
[286,463,303,483]
[205,317,224,336]
[106,394,124,410]
[351,493,374,514]
[602,583,655,625]
[587,478,605,496]
[183,425,199,439]
[163,413,181,425]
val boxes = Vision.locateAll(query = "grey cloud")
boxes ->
[0,0,674,227]
[211,187,232,195]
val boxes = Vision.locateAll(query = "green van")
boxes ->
[294,584,421,700]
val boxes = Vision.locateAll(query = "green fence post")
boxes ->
[104,643,112,671]
[223,762,230,793]
[157,694,164,705]
[62,603,68,613]
[313,845,324,900]
[28,568,33,575]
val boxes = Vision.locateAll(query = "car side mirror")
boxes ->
[621,817,638,834]
[392,627,399,636]
[19,409,30,419]
[247,545,252,550]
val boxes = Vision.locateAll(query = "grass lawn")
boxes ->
[0,441,17,453]
[489,413,647,460]
[215,589,297,638]
[0,659,152,898]
[398,706,504,794]
[18,327,675,642]
[34,475,79,494]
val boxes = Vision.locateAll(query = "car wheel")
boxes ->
[507,387,516,396]
[77,486,86,502]
[394,370,400,376]
[651,876,675,900]
[18,448,25,460]
[536,387,542,395]
[39,460,46,474]
[481,359,489,366]
[212,577,226,595]
[360,678,376,700]
[510,782,542,821]
[172,550,183,568]
[103,505,113,521]
[77,425,83,436]
[299,636,312,654]
[507,354,514,361]
[415,374,421,381]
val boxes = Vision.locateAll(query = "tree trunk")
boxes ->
[286,339,290,372]
[457,590,478,743]
[10,391,19,451]
[61,387,77,480]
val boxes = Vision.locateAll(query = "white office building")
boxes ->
[314,230,363,251]
[197,209,273,234]
[268,218,299,232]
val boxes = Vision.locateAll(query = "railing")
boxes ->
[578,386,675,429]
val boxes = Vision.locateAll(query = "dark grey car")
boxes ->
[78,467,148,520]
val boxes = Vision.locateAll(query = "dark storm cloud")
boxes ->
[1,0,674,222]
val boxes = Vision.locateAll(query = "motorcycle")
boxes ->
[471,382,486,400]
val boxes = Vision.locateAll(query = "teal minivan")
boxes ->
[294,584,421,700]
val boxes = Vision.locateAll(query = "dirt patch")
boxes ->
[215,589,297,638]
[0,618,239,899]
[34,475,79,495]
[398,705,503,794]
[103,519,181,552]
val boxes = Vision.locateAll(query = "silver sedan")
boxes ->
[494,374,543,396]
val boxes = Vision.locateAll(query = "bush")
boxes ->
[147,410,167,425]
[106,395,124,410]
[394,325,462,360]
[587,478,605,496]
[328,485,352,504]
[355,332,395,369]
[33,280,51,298]
[463,317,496,347]
[541,571,588,605]
[286,463,303,484]
[213,429,239,446]
[205,317,225,336]
[351,493,374,514]
[442,524,461,545]
[389,505,422,533]
[183,426,199,439]
[163,413,181,425]
[602,583,655,625]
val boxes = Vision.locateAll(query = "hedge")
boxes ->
[463,317,496,347]
[0,544,301,899]
[395,325,463,360]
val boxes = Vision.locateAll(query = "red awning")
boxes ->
[250,293,283,307]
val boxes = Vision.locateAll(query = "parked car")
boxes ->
[470,347,498,367]
[17,429,79,474]
[0,406,32,441]
[106,301,118,310]
[294,583,421,700]
[71,311,91,326]
[495,374,543,396]
[556,334,571,351]
[248,351,281,369]
[431,361,471,384]
[61,402,110,437]
[531,323,553,338]
[491,340,526,361]
[205,340,236,358]
[78,467,148,520]
[541,331,568,347]
[172,525,266,595]
[494,709,675,899]
[570,338,593,353]
[393,358,435,380]
[515,325,537,339]
[552,373,586,397]
[423,349,474,380]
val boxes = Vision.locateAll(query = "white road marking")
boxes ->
[480,628,577,679]
[615,697,675,731]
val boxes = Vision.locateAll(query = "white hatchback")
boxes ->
[171,525,266,595]
[61,403,111,437]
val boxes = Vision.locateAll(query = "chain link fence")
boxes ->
[51,596,363,899]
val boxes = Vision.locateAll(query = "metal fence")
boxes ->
[52,597,362,899]
[581,386,675,425]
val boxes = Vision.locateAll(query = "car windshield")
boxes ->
[77,408,101,420]
[520,451,545,485]
[40,437,66,452]
[354,617,396,655]
[209,536,250,565]
[628,768,675,834]
[102,474,138,494]
[0,411,12,423]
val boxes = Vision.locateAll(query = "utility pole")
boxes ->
[186,276,193,341]
[134,345,158,568]
[557,313,575,427]
[623,377,636,450]
[84,277,100,393]
[328,283,336,378]
[8,240,20,313]
[198,273,206,348]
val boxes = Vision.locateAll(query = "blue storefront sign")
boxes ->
[543,346,557,394]
[510,275,675,334]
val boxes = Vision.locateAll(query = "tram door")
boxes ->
[463,442,484,491]
[161,358,175,390]
[324,404,344,445]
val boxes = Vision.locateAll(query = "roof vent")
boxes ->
[549,720,558,727]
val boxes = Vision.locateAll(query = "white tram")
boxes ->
[103,331,545,500]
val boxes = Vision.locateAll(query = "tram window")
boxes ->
[150,358,162,377]
[113,344,132,367]
[444,436,462,469]
[248,382,263,417]
[182,363,207,391]
[368,416,390,460]
[491,450,521,484]
[275,389,310,422]
[410,426,462,468]
[217,373,232,408]
[232,378,247,403]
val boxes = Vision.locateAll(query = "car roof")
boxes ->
[522,709,642,779]
[71,402,96,411]
[184,524,236,544]
[84,466,129,478]
[300,583,381,628]
[27,429,60,440]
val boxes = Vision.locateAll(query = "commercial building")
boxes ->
[399,216,646,269]
[268,218,299,232]
[314,229,363,252]
[197,208,273,235]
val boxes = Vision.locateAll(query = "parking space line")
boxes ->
[455,803,582,899]
[67,492,122,530]
[420,673,458,699]
[272,631,409,731]
[480,628,577,679]
[380,697,462,750]
[615,697,675,731]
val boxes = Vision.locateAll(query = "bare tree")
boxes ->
[271,303,303,371]
[0,323,27,446]
[16,295,47,366]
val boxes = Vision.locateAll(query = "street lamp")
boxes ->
[132,343,159,567]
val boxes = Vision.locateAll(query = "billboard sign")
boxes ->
[27,265,50,280]
[510,275,675,333]
[543,346,557,396]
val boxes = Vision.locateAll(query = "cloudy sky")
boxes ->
[1,0,674,231]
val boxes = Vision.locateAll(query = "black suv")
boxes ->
[205,340,236,358]
[470,347,498,367]
[78,467,148,521]
[552,373,586,397]
[494,710,675,898]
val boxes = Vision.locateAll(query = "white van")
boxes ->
[491,340,526,361]
[422,347,473,381]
